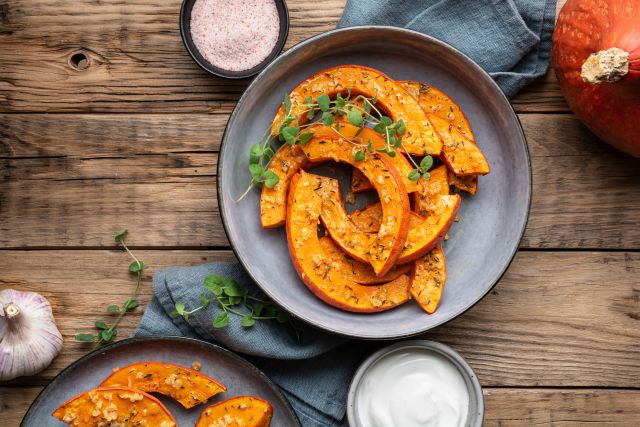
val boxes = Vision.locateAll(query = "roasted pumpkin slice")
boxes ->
[400,81,475,142]
[196,396,272,427]
[428,114,490,176]
[351,167,373,193]
[411,165,450,216]
[449,170,478,196]
[319,236,411,284]
[300,134,410,276]
[411,244,446,314]
[100,361,226,409]
[260,144,310,228]
[350,195,460,264]
[286,171,410,312]
[272,65,442,156]
[52,387,177,427]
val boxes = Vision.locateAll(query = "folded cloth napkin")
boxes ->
[338,0,557,98]
[136,263,375,427]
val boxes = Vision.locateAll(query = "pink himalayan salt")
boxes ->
[190,0,280,72]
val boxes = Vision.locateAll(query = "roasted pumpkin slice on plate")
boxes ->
[272,65,442,156]
[351,168,373,193]
[286,171,410,312]
[449,170,478,196]
[401,81,475,142]
[52,387,177,427]
[411,165,450,216]
[428,114,490,176]
[411,244,446,314]
[195,396,272,427]
[260,144,310,228]
[350,194,460,264]
[319,236,411,284]
[100,361,226,409]
[300,133,410,276]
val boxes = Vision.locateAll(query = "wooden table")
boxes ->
[1,0,639,425]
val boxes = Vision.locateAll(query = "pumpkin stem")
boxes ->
[581,47,629,84]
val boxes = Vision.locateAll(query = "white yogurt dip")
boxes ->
[355,348,469,427]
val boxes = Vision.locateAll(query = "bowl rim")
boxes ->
[346,340,484,427]
[179,0,290,79]
[217,25,532,339]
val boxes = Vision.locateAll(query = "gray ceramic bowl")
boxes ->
[347,340,484,427]
[21,337,300,426]
[218,26,531,339]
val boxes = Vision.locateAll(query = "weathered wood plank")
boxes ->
[0,0,567,113]
[1,113,639,249]
[0,250,638,387]
[3,386,639,426]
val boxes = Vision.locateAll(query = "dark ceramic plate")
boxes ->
[218,27,531,339]
[21,337,300,426]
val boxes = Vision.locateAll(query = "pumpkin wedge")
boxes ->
[411,244,447,314]
[428,114,490,176]
[349,194,460,264]
[52,387,177,427]
[300,134,410,276]
[260,144,309,228]
[196,396,272,427]
[449,170,478,196]
[286,172,410,312]
[351,167,373,193]
[100,361,226,409]
[319,236,411,284]
[411,164,450,216]
[272,65,442,156]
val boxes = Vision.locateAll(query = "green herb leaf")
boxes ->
[106,305,121,313]
[204,275,225,296]
[129,260,144,273]
[213,312,229,328]
[175,302,186,316]
[304,96,315,119]
[253,303,265,316]
[222,279,245,297]
[367,140,373,152]
[281,126,299,146]
[420,156,434,171]
[264,171,279,189]
[317,94,331,112]
[284,93,292,115]
[408,169,421,181]
[347,109,364,127]
[276,310,290,323]
[396,119,406,134]
[386,150,397,158]
[322,112,335,126]
[242,315,255,328]
[249,163,264,179]
[364,99,371,114]
[298,132,315,145]
[95,321,109,330]
[75,333,97,343]
[249,144,262,164]
[114,229,128,242]
[124,299,139,310]
[354,150,365,162]
[200,294,211,307]
[100,329,116,343]
[336,93,346,109]
[262,146,275,164]
[228,296,242,305]
[422,171,431,180]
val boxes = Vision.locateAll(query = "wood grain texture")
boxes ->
[3,387,639,426]
[0,250,637,387]
[0,0,567,113]
[2,113,639,249]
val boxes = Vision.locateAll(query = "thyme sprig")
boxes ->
[75,229,145,347]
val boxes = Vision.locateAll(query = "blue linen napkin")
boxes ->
[338,0,557,98]
[135,263,370,427]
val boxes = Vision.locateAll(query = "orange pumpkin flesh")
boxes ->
[260,144,310,229]
[52,387,177,427]
[100,361,226,409]
[349,194,460,264]
[286,171,410,312]
[411,165,450,216]
[272,65,442,156]
[449,170,478,196]
[300,134,410,276]
[195,396,273,427]
[411,244,447,314]
[319,236,411,285]
[351,167,373,193]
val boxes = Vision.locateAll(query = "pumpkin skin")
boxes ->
[100,361,226,409]
[195,396,273,427]
[52,387,177,427]
[286,171,411,312]
[553,0,640,157]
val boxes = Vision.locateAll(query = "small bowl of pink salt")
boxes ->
[180,0,289,79]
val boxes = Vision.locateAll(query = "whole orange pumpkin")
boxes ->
[552,0,640,157]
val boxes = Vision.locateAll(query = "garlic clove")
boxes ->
[0,289,63,381]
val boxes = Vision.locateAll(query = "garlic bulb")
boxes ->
[0,289,63,380]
